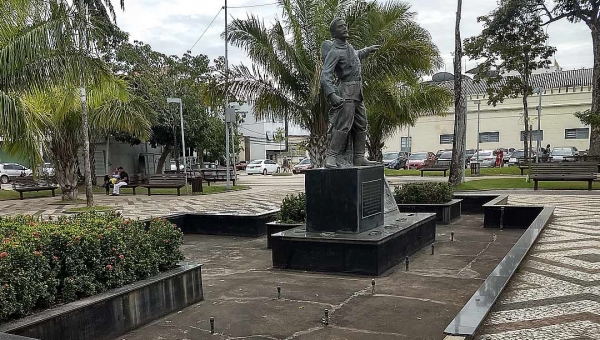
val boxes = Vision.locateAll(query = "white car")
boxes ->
[246,159,280,175]
[469,150,496,168]
[0,163,33,184]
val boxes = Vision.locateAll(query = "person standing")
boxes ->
[320,18,381,168]
[110,167,128,196]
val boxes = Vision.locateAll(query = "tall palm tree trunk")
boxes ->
[449,0,466,185]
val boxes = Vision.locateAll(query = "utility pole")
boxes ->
[534,88,543,163]
[224,0,231,189]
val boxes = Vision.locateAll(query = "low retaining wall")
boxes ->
[0,263,203,340]
[397,199,462,224]
[266,222,303,249]
[157,210,278,237]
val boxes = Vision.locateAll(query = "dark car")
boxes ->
[235,161,248,170]
[435,149,452,160]
[434,151,453,167]
[550,147,579,162]
[387,156,408,170]
[292,158,312,174]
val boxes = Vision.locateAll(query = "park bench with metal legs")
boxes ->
[199,168,237,186]
[419,167,449,177]
[12,178,58,200]
[106,174,142,195]
[141,174,186,196]
[530,162,597,190]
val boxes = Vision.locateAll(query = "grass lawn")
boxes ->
[0,184,250,201]
[384,166,527,177]
[456,178,600,191]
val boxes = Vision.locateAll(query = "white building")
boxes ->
[235,103,309,162]
[385,68,594,154]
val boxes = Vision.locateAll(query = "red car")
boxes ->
[405,152,436,169]
[235,161,248,170]
[292,158,312,174]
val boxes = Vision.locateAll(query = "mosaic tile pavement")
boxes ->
[476,194,600,340]
[0,184,302,220]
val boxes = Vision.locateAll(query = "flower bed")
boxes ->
[0,212,183,322]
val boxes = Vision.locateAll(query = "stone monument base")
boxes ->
[270,212,436,276]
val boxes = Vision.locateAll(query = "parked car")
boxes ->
[434,151,453,167]
[507,149,537,166]
[41,163,55,176]
[465,149,479,160]
[435,149,452,160]
[0,163,33,184]
[387,155,408,170]
[292,158,312,174]
[382,152,401,166]
[246,159,281,175]
[469,150,496,168]
[236,161,248,170]
[550,147,579,162]
[405,152,436,169]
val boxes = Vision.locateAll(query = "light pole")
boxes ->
[533,87,543,163]
[167,97,188,194]
[474,99,481,163]
[224,0,232,189]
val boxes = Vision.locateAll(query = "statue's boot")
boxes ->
[353,131,377,166]
[325,130,348,168]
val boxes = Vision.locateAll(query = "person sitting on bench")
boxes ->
[110,167,129,196]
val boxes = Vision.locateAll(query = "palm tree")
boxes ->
[224,0,445,166]
[16,79,151,201]
[0,0,110,166]
[69,0,126,206]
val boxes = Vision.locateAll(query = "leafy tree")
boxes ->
[0,0,110,166]
[14,79,150,200]
[464,0,555,161]
[223,0,444,167]
[449,0,467,185]
[274,127,286,155]
[111,41,225,172]
[509,0,600,155]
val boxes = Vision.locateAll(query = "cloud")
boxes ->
[116,0,594,71]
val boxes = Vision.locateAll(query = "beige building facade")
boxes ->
[384,69,593,154]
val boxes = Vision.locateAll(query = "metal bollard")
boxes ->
[431,243,435,255]
[324,309,329,325]
[371,279,376,294]
[277,285,281,299]
[405,256,409,271]
[451,231,454,241]
[210,317,215,334]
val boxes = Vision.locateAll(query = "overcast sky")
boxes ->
[115,0,593,72]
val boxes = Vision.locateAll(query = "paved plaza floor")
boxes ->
[2,174,600,338]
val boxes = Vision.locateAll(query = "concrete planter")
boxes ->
[163,211,278,237]
[397,199,462,225]
[0,263,203,340]
[266,221,304,249]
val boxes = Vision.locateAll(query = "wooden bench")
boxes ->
[199,168,237,186]
[141,174,186,196]
[11,178,58,200]
[530,162,597,190]
[419,167,449,177]
[105,174,142,195]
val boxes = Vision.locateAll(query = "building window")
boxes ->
[565,128,589,139]
[440,134,454,144]
[479,132,499,143]
[520,130,543,142]
[401,137,412,152]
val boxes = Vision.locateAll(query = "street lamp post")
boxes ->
[533,88,543,163]
[167,97,188,194]
[474,100,481,163]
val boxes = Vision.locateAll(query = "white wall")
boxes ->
[385,86,592,154]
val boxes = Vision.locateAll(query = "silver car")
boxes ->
[469,150,496,168]
[0,163,33,184]
[550,147,579,162]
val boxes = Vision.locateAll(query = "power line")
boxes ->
[227,2,278,9]
[189,7,223,52]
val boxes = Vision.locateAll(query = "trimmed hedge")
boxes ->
[0,212,183,322]
[394,182,454,204]
[277,192,306,223]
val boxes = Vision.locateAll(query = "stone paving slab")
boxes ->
[475,195,600,340]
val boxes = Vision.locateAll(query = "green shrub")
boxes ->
[277,192,306,223]
[394,182,454,204]
[0,212,183,321]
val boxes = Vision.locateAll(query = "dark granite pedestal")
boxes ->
[271,165,436,275]
[271,212,436,276]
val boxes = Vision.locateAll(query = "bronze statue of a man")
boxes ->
[321,18,380,168]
